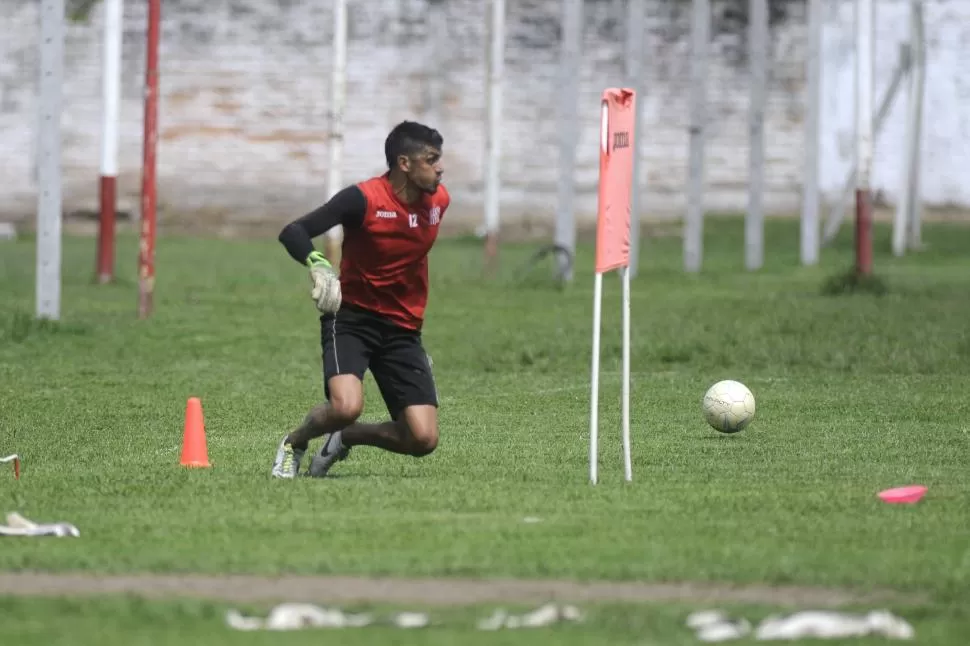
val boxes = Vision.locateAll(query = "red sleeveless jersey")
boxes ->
[339,174,449,331]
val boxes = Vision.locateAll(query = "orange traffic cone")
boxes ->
[180,397,211,467]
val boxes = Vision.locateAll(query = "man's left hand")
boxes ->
[307,251,341,314]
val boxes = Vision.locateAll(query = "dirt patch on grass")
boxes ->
[0,573,925,608]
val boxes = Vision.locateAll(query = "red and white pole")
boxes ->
[96,0,123,284]
[138,0,160,318]
[854,0,874,276]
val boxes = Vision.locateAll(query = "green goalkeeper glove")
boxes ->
[306,251,341,314]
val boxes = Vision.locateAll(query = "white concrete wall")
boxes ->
[1,0,968,232]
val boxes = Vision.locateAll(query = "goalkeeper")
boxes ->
[271,121,450,479]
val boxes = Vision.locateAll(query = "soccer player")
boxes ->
[271,120,449,479]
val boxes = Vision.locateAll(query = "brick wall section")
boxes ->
[1,0,968,234]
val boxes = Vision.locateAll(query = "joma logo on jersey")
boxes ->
[429,206,441,225]
[376,210,397,219]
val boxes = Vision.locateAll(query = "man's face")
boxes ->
[400,146,444,194]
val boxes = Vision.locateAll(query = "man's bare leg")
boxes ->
[272,375,363,479]
[342,405,438,456]
[308,405,438,477]
[285,403,337,451]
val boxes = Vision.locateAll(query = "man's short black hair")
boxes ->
[384,120,444,169]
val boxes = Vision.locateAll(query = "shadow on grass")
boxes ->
[820,268,889,296]
[0,310,91,344]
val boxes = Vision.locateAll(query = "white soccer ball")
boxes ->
[702,380,756,434]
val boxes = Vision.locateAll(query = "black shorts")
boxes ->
[320,304,438,420]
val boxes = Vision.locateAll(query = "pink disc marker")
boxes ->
[877,485,927,504]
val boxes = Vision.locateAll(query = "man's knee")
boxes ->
[410,424,438,456]
[327,376,364,427]
[402,406,438,457]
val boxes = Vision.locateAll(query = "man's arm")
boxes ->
[277,185,366,265]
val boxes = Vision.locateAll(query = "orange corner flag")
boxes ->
[595,87,637,275]
[180,397,211,467]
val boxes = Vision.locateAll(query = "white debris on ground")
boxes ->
[224,601,912,639]
[687,609,752,642]
[0,512,80,538]
[393,611,432,629]
[755,610,915,641]
[477,603,584,630]
[225,603,428,631]
[686,609,915,642]
[225,602,583,632]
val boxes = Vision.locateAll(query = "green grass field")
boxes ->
[1,216,969,644]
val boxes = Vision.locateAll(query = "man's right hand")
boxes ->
[306,251,341,314]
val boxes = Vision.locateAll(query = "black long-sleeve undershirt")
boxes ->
[277,185,367,265]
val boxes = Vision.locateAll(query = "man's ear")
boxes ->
[397,154,411,172]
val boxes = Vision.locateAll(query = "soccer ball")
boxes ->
[702,380,756,433]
